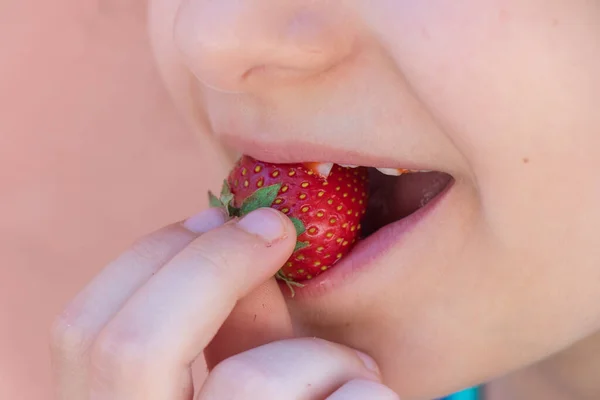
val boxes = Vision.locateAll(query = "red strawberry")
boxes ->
[209,156,368,294]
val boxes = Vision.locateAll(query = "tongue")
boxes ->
[362,169,452,236]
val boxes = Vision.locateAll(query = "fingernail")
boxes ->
[237,208,287,243]
[355,350,381,377]
[183,208,227,233]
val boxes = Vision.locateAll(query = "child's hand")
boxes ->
[50,207,396,399]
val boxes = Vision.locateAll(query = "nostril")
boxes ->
[173,0,356,93]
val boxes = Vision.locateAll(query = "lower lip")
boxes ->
[279,179,455,300]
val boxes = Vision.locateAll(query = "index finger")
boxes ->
[51,207,227,400]
[89,208,296,399]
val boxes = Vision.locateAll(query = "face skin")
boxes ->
[149,1,600,398]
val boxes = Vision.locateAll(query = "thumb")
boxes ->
[204,277,294,369]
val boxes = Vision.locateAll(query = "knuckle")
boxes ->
[89,329,150,383]
[129,233,173,263]
[50,312,96,362]
[186,240,233,278]
[207,357,283,398]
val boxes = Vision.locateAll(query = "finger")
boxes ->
[88,208,296,400]
[197,338,381,400]
[51,207,226,400]
[327,379,400,400]
[204,277,294,369]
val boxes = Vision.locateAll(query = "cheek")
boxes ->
[148,0,238,163]
[403,0,600,343]
[368,1,600,242]
[149,0,198,126]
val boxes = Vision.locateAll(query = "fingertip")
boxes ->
[236,208,292,244]
[183,208,228,233]
[181,208,296,298]
[354,350,382,379]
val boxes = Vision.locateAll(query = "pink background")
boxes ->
[0,1,225,398]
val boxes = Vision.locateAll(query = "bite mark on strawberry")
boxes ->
[209,156,369,296]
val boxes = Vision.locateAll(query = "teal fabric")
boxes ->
[442,387,480,400]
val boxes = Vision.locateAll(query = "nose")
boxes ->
[173,0,355,93]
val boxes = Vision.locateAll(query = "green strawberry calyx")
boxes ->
[208,180,308,296]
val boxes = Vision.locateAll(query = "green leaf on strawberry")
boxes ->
[209,180,240,217]
[293,241,309,252]
[220,179,232,198]
[239,183,282,215]
[208,191,223,208]
[219,180,234,207]
[289,217,306,236]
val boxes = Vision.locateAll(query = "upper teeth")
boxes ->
[339,164,405,176]
[312,162,334,177]
[376,167,431,175]
[308,162,427,177]
[376,167,403,176]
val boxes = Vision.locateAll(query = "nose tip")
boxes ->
[173,0,354,93]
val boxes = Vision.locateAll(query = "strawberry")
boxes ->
[209,156,368,294]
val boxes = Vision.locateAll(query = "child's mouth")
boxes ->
[216,143,456,298]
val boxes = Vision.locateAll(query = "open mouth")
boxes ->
[218,137,456,296]
[221,152,455,295]
[361,167,453,238]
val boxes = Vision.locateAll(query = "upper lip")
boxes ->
[219,133,431,171]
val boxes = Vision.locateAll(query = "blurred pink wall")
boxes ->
[0,1,227,398]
